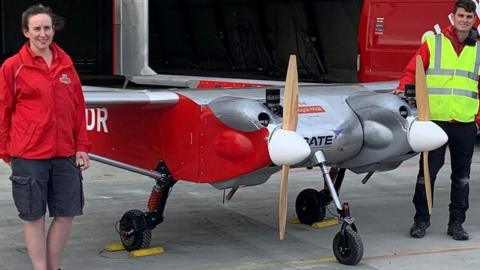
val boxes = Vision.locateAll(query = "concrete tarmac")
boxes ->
[1,144,480,270]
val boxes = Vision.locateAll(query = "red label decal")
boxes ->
[298,105,325,114]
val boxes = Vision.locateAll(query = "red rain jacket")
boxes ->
[0,42,91,163]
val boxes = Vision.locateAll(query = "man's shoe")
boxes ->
[447,223,469,241]
[410,221,430,238]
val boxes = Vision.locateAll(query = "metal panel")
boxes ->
[114,0,156,76]
[83,86,178,107]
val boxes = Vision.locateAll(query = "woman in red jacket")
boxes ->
[0,4,91,270]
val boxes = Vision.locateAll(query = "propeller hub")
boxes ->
[268,128,311,166]
[408,120,448,152]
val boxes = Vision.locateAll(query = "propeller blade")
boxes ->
[415,56,430,121]
[279,55,299,240]
[415,55,433,215]
[283,56,299,131]
[279,165,290,240]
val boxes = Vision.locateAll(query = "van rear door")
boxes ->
[358,0,454,82]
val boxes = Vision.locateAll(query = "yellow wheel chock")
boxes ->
[289,216,339,228]
[105,243,165,257]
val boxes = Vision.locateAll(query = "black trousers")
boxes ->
[413,121,476,224]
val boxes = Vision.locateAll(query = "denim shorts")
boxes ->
[10,156,84,221]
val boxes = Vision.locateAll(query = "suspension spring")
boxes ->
[147,185,162,212]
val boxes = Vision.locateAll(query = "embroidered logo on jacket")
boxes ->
[60,73,71,84]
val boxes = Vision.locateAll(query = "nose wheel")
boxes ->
[304,151,364,265]
[333,226,363,265]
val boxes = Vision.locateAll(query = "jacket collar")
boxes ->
[441,25,466,56]
[18,42,72,69]
[442,25,460,44]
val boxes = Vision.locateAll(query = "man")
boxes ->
[396,0,480,241]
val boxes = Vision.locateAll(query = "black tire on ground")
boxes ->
[119,209,152,251]
[317,189,331,205]
[332,228,364,265]
[295,188,326,225]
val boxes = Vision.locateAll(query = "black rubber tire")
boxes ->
[295,189,326,225]
[332,228,364,265]
[317,189,331,205]
[119,209,152,251]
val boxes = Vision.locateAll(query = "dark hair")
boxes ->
[454,0,477,14]
[21,4,64,32]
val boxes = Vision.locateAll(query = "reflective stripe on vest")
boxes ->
[425,34,480,122]
[428,88,478,99]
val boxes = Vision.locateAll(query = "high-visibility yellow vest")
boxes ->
[425,34,480,122]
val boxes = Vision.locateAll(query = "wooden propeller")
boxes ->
[415,55,433,215]
[279,55,299,240]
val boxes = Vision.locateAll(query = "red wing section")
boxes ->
[87,105,178,171]
[85,88,272,183]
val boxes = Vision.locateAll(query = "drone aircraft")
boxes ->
[84,59,446,265]
[79,0,465,265]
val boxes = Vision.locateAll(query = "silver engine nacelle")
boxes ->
[339,92,417,173]
[208,96,281,132]
[296,90,417,173]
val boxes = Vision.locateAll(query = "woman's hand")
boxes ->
[75,151,90,170]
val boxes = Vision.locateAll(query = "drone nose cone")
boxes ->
[268,129,311,166]
[408,120,448,152]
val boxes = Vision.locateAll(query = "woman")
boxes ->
[0,4,91,270]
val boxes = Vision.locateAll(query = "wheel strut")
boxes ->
[118,161,176,251]
[313,151,342,211]
[312,151,363,265]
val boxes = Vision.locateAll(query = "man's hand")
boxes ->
[76,151,90,171]
[391,89,404,95]
[475,115,480,133]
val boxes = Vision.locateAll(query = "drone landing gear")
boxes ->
[332,208,363,265]
[295,166,345,225]
[119,209,152,250]
[118,161,175,251]
[295,189,326,225]
[295,151,363,265]
[295,167,344,225]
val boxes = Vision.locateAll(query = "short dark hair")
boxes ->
[454,0,477,14]
[21,4,64,32]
